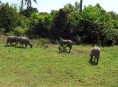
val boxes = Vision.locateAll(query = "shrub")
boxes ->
[74,35,81,45]
[36,38,49,48]
[13,26,27,36]
[5,31,14,36]
[58,44,67,53]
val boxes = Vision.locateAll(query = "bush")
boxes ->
[13,26,27,36]
[5,31,14,36]
[58,45,63,52]
[58,44,67,53]
[36,38,49,48]
[0,28,5,35]
[74,35,81,45]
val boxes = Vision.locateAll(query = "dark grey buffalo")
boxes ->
[89,45,100,64]
[19,37,33,48]
[59,37,74,53]
[6,36,19,46]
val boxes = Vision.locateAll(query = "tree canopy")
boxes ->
[0,1,118,46]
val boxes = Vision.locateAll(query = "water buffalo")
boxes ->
[89,45,100,64]
[6,36,19,46]
[59,37,74,53]
[19,37,33,48]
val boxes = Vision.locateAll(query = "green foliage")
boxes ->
[51,2,80,39]
[58,45,63,52]
[20,7,38,17]
[1,1,118,46]
[51,9,68,38]
[74,35,81,45]
[36,38,49,48]
[29,13,52,37]
[17,15,30,28]
[5,31,14,36]
[13,26,27,36]
[0,28,5,35]
[63,44,67,52]
[0,3,19,33]
[58,44,67,53]
[73,4,118,45]
[77,4,106,44]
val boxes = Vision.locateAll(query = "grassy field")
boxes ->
[0,36,118,87]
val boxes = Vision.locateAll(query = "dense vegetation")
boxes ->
[0,1,118,46]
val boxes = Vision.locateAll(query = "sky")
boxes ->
[1,0,118,13]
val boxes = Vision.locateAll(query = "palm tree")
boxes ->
[19,0,37,11]
[0,0,2,5]
[26,0,31,8]
[20,0,24,11]
[80,0,83,12]
[26,0,37,8]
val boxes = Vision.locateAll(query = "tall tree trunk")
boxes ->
[80,0,83,12]
[19,0,37,10]
[20,0,24,11]
[27,0,31,8]
[26,0,37,8]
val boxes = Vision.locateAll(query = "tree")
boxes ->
[75,1,80,11]
[0,0,2,5]
[80,0,83,12]
[76,4,106,44]
[0,3,19,33]
[25,0,37,8]
[20,7,38,17]
[51,9,68,38]
[19,0,37,11]
[25,12,52,38]
[19,0,24,12]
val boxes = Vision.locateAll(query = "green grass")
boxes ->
[0,37,118,87]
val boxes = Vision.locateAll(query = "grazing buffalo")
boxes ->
[6,36,19,46]
[89,45,100,64]
[59,37,74,53]
[19,37,33,48]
